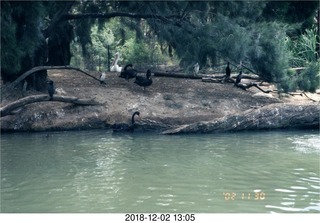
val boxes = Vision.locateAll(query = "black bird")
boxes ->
[134,69,153,91]
[112,111,140,132]
[226,62,231,77]
[119,64,137,81]
[235,71,242,85]
[47,80,55,100]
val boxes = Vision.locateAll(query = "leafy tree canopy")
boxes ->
[1,0,319,92]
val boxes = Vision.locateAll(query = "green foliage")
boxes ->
[278,69,298,93]
[280,26,319,92]
[208,14,251,63]
[70,17,170,71]
[296,62,320,92]
[286,26,319,67]
[262,1,319,27]
[71,20,117,71]
[120,37,169,68]
[277,62,320,93]
[1,2,22,76]
[2,0,319,94]
[1,1,45,78]
[248,22,290,83]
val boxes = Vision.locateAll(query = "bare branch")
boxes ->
[2,66,100,94]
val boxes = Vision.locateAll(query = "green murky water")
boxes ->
[1,130,319,213]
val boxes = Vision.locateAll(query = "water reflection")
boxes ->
[267,169,320,213]
[1,130,319,213]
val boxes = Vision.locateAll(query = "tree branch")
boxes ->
[43,1,76,38]
[64,12,182,23]
[2,66,101,93]
[0,94,101,117]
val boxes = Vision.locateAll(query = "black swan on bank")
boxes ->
[119,64,138,81]
[134,69,153,91]
[47,80,55,100]
[235,70,242,85]
[112,111,140,132]
[226,62,231,77]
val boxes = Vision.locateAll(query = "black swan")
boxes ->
[226,62,231,77]
[47,80,55,100]
[119,64,138,81]
[235,71,242,85]
[100,72,106,84]
[134,69,153,91]
[110,52,122,72]
[112,111,140,132]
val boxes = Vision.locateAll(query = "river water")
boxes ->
[1,130,319,213]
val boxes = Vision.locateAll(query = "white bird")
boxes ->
[110,52,122,72]
[193,62,200,76]
[100,72,106,84]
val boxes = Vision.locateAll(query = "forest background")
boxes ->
[1,0,319,93]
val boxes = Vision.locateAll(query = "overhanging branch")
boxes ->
[64,12,182,23]
[2,66,101,94]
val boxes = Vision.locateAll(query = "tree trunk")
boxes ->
[48,22,73,66]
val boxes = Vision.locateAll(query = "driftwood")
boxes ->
[235,82,273,93]
[203,75,272,94]
[163,103,320,134]
[288,92,317,102]
[0,94,101,117]
[2,66,101,93]
[202,74,260,82]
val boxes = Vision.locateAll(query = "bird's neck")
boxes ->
[112,54,119,66]
[131,114,136,125]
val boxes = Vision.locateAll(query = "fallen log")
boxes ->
[154,71,202,79]
[202,74,260,81]
[0,94,101,117]
[162,103,320,134]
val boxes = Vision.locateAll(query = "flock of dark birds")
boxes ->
[46,53,242,133]
[118,64,153,91]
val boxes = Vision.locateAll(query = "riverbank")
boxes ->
[1,69,319,132]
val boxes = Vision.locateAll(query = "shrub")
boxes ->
[248,22,290,83]
[296,62,320,92]
[286,26,319,67]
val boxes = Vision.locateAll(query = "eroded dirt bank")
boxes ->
[1,69,319,132]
